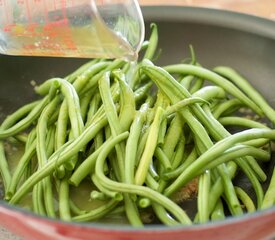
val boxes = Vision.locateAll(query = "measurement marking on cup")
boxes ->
[53,0,56,10]
[2,0,10,24]
[42,0,49,23]
[25,0,32,23]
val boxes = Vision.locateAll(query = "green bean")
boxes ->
[124,193,143,227]
[135,107,165,185]
[66,59,100,83]
[10,113,108,204]
[72,62,109,93]
[45,125,55,157]
[6,140,36,199]
[57,78,84,139]
[151,203,179,225]
[219,116,270,147]
[219,117,269,129]
[36,97,60,218]
[0,101,40,130]
[209,162,237,213]
[69,200,87,216]
[125,105,148,184]
[214,66,275,124]
[95,132,192,225]
[171,137,185,170]
[79,59,125,96]
[200,145,270,173]
[91,174,123,201]
[90,191,109,201]
[69,137,112,186]
[148,163,159,181]
[213,99,242,119]
[262,168,275,209]
[189,78,204,94]
[163,64,263,116]
[0,96,51,139]
[32,182,46,216]
[164,128,275,197]
[161,113,183,159]
[114,71,136,131]
[211,199,225,221]
[180,75,194,90]
[59,178,71,221]
[80,90,96,121]
[234,186,256,213]
[157,117,167,145]
[197,170,211,223]
[72,199,119,222]
[143,64,246,215]
[163,148,197,180]
[99,72,125,181]
[217,164,243,216]
[145,176,179,225]
[154,147,172,171]
[134,82,153,102]
[86,93,101,126]
[202,105,267,200]
[145,173,159,191]
[192,86,226,102]
[143,23,158,61]
[37,62,108,95]
[165,97,207,116]
[0,143,11,196]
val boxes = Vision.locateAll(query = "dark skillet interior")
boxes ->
[0,6,275,220]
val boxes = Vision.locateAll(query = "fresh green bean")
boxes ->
[72,199,119,222]
[135,107,165,185]
[211,199,225,221]
[59,178,71,221]
[95,132,192,225]
[91,174,123,201]
[163,64,263,116]
[114,71,136,131]
[0,101,40,130]
[10,113,108,204]
[235,186,256,213]
[192,86,226,101]
[6,140,36,199]
[213,99,242,119]
[197,170,211,223]
[171,137,185,170]
[99,72,125,181]
[189,78,204,94]
[125,105,148,184]
[143,23,158,61]
[0,96,51,139]
[164,129,275,197]
[214,66,275,124]
[69,136,112,186]
[0,143,11,196]
[36,97,60,218]
[154,147,172,171]
[262,168,275,209]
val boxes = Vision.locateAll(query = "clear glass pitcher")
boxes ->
[0,0,145,60]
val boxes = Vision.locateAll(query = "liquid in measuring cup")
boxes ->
[0,0,144,61]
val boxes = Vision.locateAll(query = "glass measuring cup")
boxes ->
[0,0,145,60]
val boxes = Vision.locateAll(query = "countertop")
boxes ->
[1,1,274,239]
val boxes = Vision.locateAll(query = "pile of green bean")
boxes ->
[1,24,275,226]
